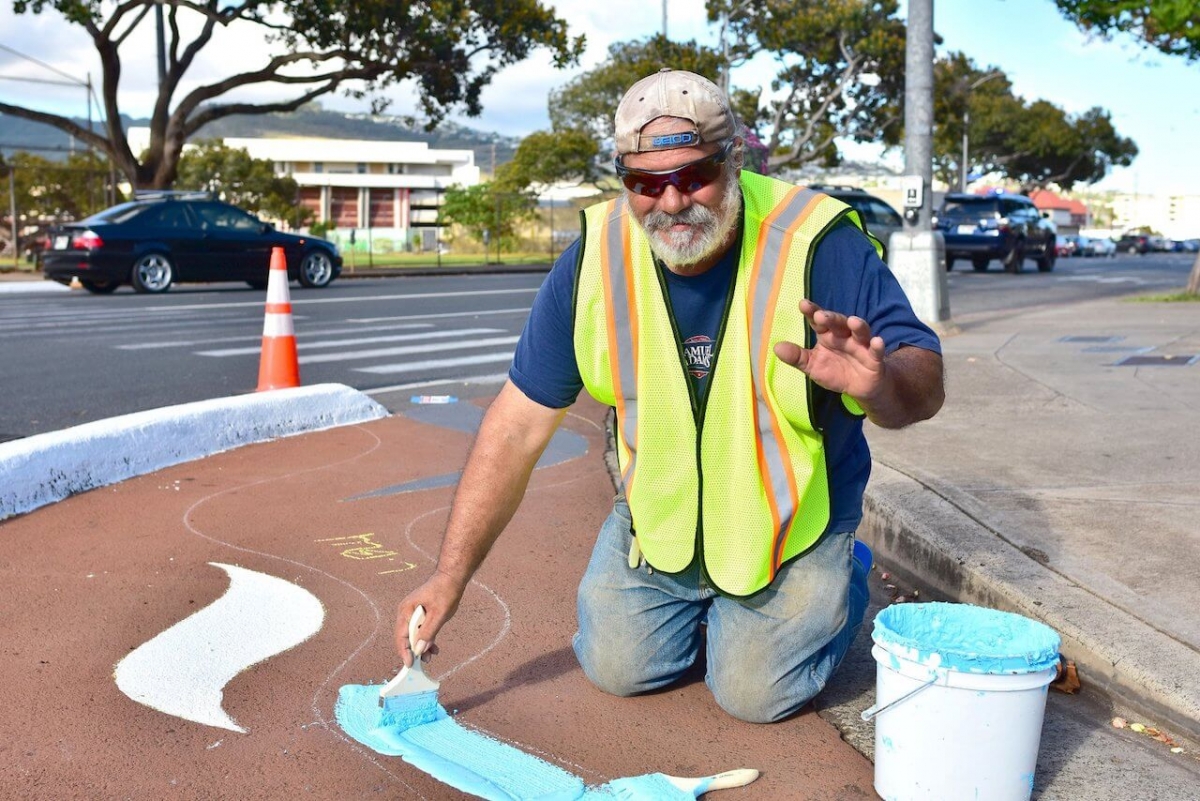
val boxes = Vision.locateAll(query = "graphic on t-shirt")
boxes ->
[683,334,715,379]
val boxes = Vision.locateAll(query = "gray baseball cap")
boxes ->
[614,69,736,155]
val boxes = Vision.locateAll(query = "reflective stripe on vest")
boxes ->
[574,171,875,596]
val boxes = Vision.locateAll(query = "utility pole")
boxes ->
[8,164,17,269]
[155,3,167,87]
[663,0,668,39]
[887,0,951,329]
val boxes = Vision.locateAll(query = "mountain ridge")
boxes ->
[0,105,520,169]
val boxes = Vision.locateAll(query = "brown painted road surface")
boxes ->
[0,395,876,799]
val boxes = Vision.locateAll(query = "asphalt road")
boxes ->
[0,251,1193,442]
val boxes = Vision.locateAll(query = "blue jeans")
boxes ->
[573,498,869,723]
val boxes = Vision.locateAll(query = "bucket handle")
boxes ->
[860,675,938,722]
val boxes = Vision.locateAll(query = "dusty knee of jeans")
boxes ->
[573,633,644,698]
[711,676,819,724]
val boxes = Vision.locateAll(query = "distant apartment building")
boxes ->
[1108,192,1200,240]
[127,129,481,251]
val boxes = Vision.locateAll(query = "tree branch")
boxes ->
[0,103,113,155]
[181,83,341,136]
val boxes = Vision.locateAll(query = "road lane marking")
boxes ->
[365,372,511,395]
[292,335,519,365]
[120,287,540,313]
[356,352,515,375]
[195,328,504,357]
[113,562,325,733]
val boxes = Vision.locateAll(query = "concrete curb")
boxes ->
[860,460,1200,743]
[0,383,388,521]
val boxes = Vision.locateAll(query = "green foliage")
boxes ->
[175,140,311,227]
[932,52,1137,192]
[4,0,584,188]
[549,36,727,143]
[548,2,905,172]
[1,150,118,224]
[1054,0,1200,62]
[440,182,537,250]
[495,130,600,191]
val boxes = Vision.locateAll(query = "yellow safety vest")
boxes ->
[573,171,880,597]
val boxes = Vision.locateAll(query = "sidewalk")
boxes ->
[819,293,1200,797]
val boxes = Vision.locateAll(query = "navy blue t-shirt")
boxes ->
[509,219,941,534]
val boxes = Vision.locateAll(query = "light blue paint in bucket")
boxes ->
[868,602,1060,801]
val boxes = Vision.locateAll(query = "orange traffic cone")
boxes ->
[256,247,301,391]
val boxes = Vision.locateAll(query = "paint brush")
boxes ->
[378,605,442,729]
[608,768,760,799]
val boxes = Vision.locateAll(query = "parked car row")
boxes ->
[42,192,342,294]
[1058,234,1117,258]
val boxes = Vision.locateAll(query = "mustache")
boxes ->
[640,203,716,232]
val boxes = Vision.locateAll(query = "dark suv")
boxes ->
[936,192,1057,273]
[1115,233,1151,255]
[810,184,903,254]
[43,192,341,294]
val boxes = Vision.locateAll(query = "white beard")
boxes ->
[634,168,742,272]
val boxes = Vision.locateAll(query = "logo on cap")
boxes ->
[651,132,697,148]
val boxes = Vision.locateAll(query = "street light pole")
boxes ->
[959,71,1002,193]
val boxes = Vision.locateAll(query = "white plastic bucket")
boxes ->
[868,602,1060,801]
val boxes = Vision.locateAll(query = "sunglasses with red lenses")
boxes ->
[615,140,734,198]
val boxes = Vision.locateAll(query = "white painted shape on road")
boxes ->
[195,327,504,357]
[296,335,520,365]
[0,383,387,520]
[356,352,515,375]
[114,562,325,733]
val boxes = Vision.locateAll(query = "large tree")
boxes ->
[548,36,726,144]
[719,0,906,171]
[1054,0,1200,61]
[548,2,905,173]
[932,53,1136,194]
[3,0,583,190]
[1054,0,1200,294]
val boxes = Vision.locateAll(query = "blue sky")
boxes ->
[2,0,1197,197]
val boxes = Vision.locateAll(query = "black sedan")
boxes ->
[42,193,342,294]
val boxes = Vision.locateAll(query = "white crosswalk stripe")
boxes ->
[297,335,520,365]
[356,352,516,375]
[195,328,502,357]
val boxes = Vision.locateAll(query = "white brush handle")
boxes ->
[408,605,426,656]
[380,606,438,700]
[664,768,760,795]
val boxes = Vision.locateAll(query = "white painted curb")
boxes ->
[0,383,388,521]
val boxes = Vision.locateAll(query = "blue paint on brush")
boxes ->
[378,687,443,729]
[873,602,1060,674]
